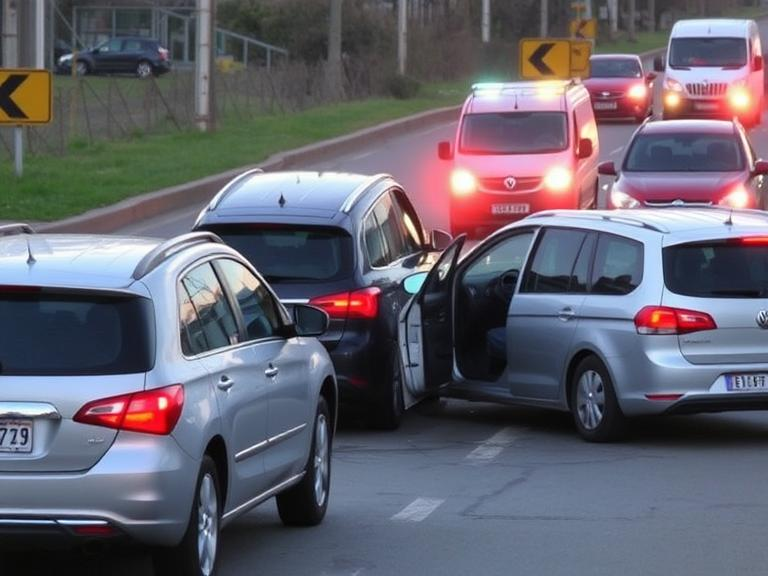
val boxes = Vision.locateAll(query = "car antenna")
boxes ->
[278,193,286,208]
[514,93,519,110]
[725,208,734,226]
[25,237,36,265]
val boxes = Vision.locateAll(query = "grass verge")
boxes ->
[0,82,467,222]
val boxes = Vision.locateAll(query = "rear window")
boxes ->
[664,240,768,298]
[205,225,354,283]
[0,291,155,375]
[460,112,568,154]
[624,133,744,172]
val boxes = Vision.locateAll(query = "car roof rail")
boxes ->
[132,232,224,280]
[528,211,669,233]
[0,223,35,237]
[340,173,394,214]
[207,168,264,211]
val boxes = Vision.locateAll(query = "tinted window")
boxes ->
[465,232,535,280]
[102,39,123,52]
[205,226,353,283]
[391,190,424,255]
[373,194,407,263]
[624,133,744,172]
[123,39,143,51]
[216,259,281,340]
[180,263,240,352]
[0,291,154,375]
[570,233,597,293]
[364,212,389,267]
[591,235,643,295]
[523,229,588,293]
[589,58,642,78]
[460,112,568,154]
[664,240,768,298]
[179,284,207,356]
[669,37,747,68]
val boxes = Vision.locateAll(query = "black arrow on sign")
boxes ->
[575,20,587,39]
[0,74,28,120]
[529,43,555,76]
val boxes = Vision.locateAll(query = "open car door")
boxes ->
[399,235,465,406]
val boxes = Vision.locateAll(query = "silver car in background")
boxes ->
[400,208,768,441]
[0,225,337,576]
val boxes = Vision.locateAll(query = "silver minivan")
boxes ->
[400,208,768,441]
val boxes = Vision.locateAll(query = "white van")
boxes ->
[655,19,764,126]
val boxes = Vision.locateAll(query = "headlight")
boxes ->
[610,189,640,209]
[718,184,751,208]
[665,92,681,108]
[664,77,684,92]
[627,84,648,100]
[728,86,751,110]
[543,167,573,192]
[450,168,477,196]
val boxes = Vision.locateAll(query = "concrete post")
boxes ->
[195,0,213,132]
[398,0,407,75]
[35,0,44,68]
[482,0,490,43]
[2,0,19,67]
[540,0,548,38]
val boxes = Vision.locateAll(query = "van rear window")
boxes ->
[460,112,568,155]
[664,240,768,298]
[0,291,155,375]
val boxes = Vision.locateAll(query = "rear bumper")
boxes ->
[0,432,199,547]
[591,97,650,120]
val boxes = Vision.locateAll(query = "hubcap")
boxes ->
[197,473,218,576]
[76,62,87,75]
[313,414,329,507]
[138,63,151,77]
[576,369,605,431]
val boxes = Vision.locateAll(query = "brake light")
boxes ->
[450,169,477,196]
[0,285,41,293]
[543,166,572,192]
[74,385,184,435]
[627,84,647,100]
[740,236,768,245]
[309,287,380,319]
[158,47,169,61]
[718,184,751,209]
[634,306,716,335]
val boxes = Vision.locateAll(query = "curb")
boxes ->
[38,104,462,233]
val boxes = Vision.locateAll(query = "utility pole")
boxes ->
[328,0,343,98]
[195,0,214,132]
[540,0,547,37]
[2,0,18,67]
[35,0,44,68]
[481,0,490,43]
[647,0,655,33]
[397,0,407,75]
[628,0,636,41]
[607,0,618,39]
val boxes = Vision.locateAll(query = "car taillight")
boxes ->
[74,385,184,435]
[309,287,380,319]
[740,236,768,245]
[718,184,752,209]
[634,306,716,335]
[627,83,647,100]
[159,48,169,61]
[450,168,477,196]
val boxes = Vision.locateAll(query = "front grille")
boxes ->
[685,82,727,97]
[480,176,541,193]
[644,199,713,207]
[590,90,624,99]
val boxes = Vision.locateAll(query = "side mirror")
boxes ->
[645,72,657,83]
[403,271,428,295]
[653,55,665,72]
[292,304,329,337]
[754,159,768,175]
[577,138,593,159]
[598,161,617,176]
[437,141,453,161]
[429,229,453,251]
[754,55,764,72]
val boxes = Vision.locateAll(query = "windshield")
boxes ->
[665,241,768,298]
[460,112,568,154]
[206,225,354,283]
[669,37,747,68]
[623,133,744,172]
[0,291,155,376]
[589,59,642,78]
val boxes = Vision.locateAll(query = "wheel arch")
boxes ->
[564,347,615,411]
[320,375,338,435]
[204,435,229,509]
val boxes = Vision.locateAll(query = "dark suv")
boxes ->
[194,170,451,428]
[57,36,171,78]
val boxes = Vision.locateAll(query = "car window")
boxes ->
[364,211,390,267]
[570,232,597,293]
[123,40,143,52]
[589,58,642,78]
[102,39,123,53]
[178,284,208,356]
[591,234,643,295]
[624,133,744,172]
[216,259,281,340]
[373,194,409,263]
[522,229,588,293]
[179,262,240,353]
[460,112,568,155]
[391,190,424,255]
[464,231,535,280]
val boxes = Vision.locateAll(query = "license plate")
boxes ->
[694,102,718,111]
[0,420,32,453]
[594,101,618,110]
[726,374,768,391]
[491,203,529,215]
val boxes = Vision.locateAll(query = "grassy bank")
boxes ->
[0,82,466,222]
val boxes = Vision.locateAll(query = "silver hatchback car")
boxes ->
[0,225,337,576]
[400,208,768,441]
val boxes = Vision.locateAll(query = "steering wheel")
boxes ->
[492,269,520,302]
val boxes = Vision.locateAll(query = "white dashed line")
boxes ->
[464,427,520,466]
[391,497,444,522]
[609,146,624,156]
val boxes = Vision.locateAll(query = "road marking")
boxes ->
[348,150,375,161]
[391,497,444,522]
[609,145,624,156]
[465,427,520,466]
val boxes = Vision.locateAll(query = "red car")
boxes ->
[584,54,655,123]
[599,119,768,209]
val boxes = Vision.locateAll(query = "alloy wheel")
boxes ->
[137,62,152,78]
[576,369,605,431]
[313,413,329,507]
[197,472,219,576]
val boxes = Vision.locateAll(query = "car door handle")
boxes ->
[264,365,279,378]
[217,376,235,391]
[557,307,576,322]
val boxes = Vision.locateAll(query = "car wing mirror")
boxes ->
[598,161,617,176]
[403,271,428,295]
[645,72,657,83]
[754,55,764,72]
[429,229,453,251]
[577,138,593,159]
[754,159,768,176]
[437,141,453,161]
[292,304,329,337]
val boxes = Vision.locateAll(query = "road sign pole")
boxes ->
[13,126,22,177]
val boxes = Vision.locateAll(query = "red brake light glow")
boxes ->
[74,385,184,435]
[309,287,380,319]
[634,306,716,335]
[450,168,477,196]
[627,84,648,100]
[739,236,768,245]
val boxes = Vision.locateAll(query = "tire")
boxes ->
[570,356,626,442]
[75,61,89,76]
[369,346,405,430]
[153,455,221,576]
[276,397,332,526]
[590,181,599,209]
[136,60,153,78]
